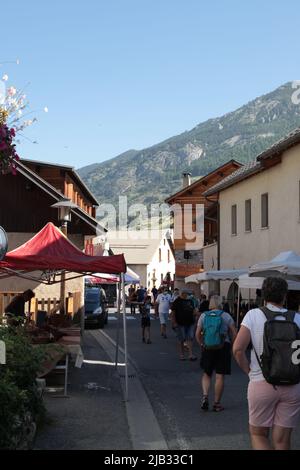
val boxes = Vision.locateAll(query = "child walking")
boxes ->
[141,295,152,344]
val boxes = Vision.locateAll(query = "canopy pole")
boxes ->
[121,273,129,402]
[115,282,121,369]
[236,286,241,329]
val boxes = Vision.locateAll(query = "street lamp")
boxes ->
[51,199,77,234]
[0,226,8,261]
[51,199,78,313]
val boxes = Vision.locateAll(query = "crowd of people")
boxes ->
[128,279,300,451]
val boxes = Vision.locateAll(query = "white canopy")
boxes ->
[185,269,248,283]
[238,273,300,291]
[249,251,300,281]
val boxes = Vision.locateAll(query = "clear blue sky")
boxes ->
[2,0,300,169]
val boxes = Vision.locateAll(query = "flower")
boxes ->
[7,86,17,97]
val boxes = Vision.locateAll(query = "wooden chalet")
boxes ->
[165,160,242,288]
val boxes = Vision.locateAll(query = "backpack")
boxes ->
[254,307,300,386]
[203,310,225,350]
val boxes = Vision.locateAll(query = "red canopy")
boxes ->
[0,222,126,276]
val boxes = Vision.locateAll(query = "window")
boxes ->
[159,248,162,262]
[245,199,252,232]
[261,193,269,228]
[231,205,237,235]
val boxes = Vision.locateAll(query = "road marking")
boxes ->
[88,330,168,451]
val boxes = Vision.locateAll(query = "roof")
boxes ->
[204,127,300,197]
[0,222,126,279]
[21,158,99,207]
[165,160,242,204]
[16,160,106,234]
[108,230,172,265]
[257,127,300,162]
[203,160,262,197]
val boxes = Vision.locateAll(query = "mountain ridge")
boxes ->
[78,82,300,208]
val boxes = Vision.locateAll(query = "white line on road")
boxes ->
[88,329,168,451]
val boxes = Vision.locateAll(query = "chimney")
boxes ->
[182,172,191,188]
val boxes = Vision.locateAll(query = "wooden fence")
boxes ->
[0,292,82,322]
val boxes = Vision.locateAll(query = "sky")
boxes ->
[2,0,300,169]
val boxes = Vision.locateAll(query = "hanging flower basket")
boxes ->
[0,122,19,175]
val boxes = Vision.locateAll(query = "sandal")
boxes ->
[213,402,224,412]
[201,396,209,411]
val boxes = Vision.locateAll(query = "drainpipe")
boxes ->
[205,197,221,295]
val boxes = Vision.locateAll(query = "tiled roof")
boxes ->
[203,160,262,197]
[257,127,300,161]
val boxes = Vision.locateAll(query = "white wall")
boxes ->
[147,237,175,290]
[219,146,300,297]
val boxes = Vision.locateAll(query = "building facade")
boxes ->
[204,127,300,298]
[106,231,175,289]
[166,161,242,290]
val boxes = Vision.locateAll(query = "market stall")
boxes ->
[0,222,130,399]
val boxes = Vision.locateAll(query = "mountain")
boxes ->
[78,82,300,209]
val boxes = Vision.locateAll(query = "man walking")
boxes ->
[171,288,198,361]
[233,277,300,450]
[156,287,172,338]
[196,295,237,412]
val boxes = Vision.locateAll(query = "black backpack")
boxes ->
[254,307,300,386]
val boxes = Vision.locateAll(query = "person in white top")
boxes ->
[233,277,300,450]
[155,288,172,338]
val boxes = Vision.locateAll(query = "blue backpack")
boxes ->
[203,310,225,350]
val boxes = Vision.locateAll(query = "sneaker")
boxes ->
[201,396,209,411]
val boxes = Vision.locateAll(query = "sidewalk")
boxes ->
[34,331,132,450]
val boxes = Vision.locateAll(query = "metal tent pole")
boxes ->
[121,273,129,401]
[115,282,121,369]
[236,286,241,329]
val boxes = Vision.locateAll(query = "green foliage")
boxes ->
[0,327,46,449]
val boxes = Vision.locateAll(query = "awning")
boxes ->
[238,273,300,291]
[85,267,140,285]
[185,269,248,283]
[0,222,126,283]
[249,251,300,281]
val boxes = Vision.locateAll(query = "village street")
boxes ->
[99,309,300,450]
[35,309,300,450]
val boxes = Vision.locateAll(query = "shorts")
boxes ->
[159,311,169,324]
[248,380,300,429]
[175,325,195,342]
[200,342,231,376]
[141,316,151,328]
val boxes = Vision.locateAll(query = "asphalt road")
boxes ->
[104,309,300,451]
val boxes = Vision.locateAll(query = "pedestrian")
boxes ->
[151,286,158,303]
[171,288,180,307]
[141,295,152,344]
[156,287,172,338]
[5,289,35,326]
[196,294,237,412]
[136,285,147,314]
[171,288,198,361]
[233,277,300,450]
[129,288,137,315]
[199,294,210,313]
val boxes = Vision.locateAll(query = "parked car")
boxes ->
[84,287,108,328]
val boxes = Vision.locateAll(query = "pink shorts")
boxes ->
[248,380,300,429]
